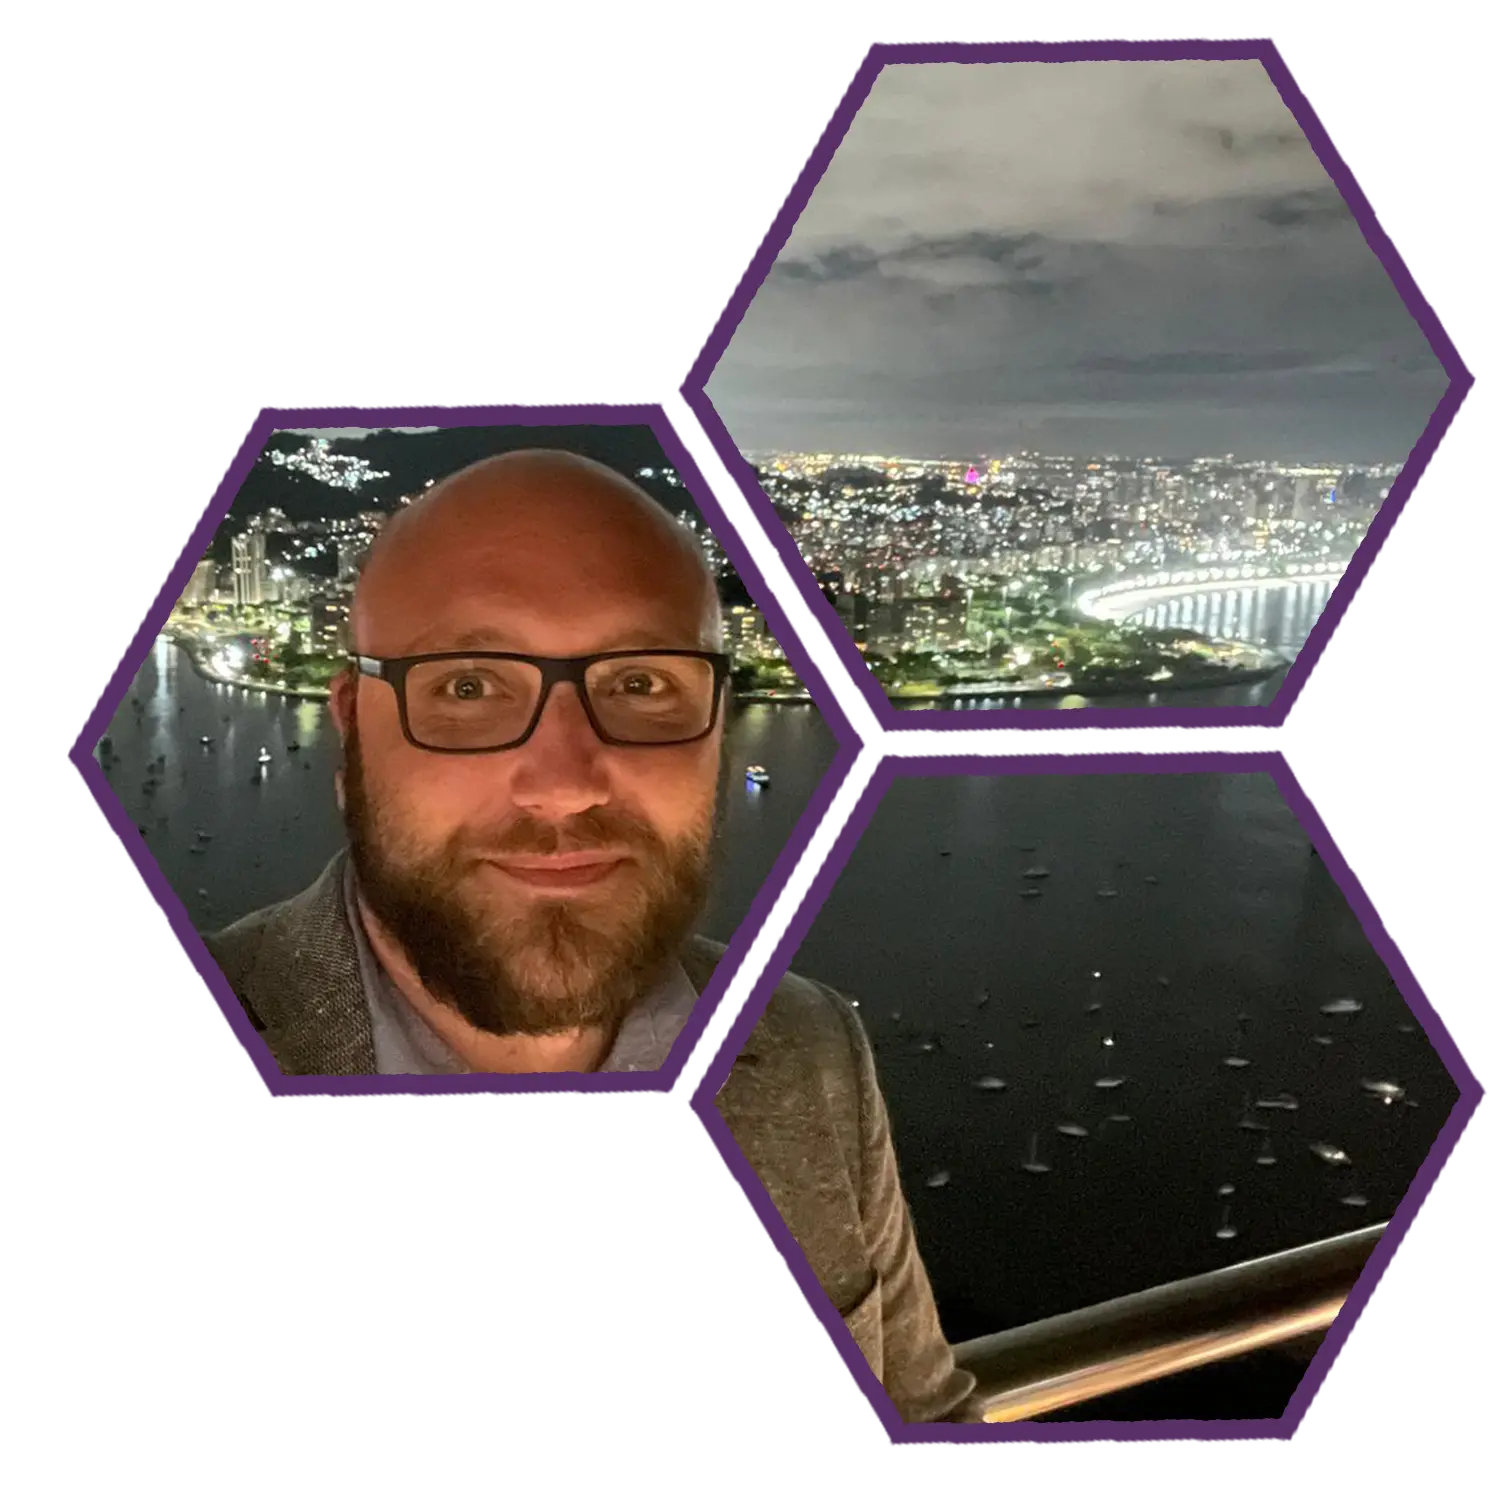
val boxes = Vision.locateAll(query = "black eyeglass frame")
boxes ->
[351,648,733,754]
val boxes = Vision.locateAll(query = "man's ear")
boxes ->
[329,668,355,813]
[329,666,355,738]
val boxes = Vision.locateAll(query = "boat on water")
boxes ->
[745,764,771,787]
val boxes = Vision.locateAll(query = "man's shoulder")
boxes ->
[682,934,864,1078]
[199,853,362,1059]
[203,857,344,985]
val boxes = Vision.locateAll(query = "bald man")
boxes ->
[202,449,978,1422]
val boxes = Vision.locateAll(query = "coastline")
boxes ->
[166,633,1287,709]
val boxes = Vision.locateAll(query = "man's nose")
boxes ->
[505,682,612,816]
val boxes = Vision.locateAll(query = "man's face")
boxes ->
[335,466,727,1039]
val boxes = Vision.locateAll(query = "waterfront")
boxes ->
[1108,575,1336,651]
[890,575,1335,711]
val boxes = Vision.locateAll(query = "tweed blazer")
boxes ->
[204,851,976,1423]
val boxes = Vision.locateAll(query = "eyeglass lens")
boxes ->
[401,655,717,749]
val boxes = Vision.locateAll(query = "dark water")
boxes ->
[97,638,839,943]
[789,773,1457,1343]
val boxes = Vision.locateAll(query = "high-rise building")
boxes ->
[309,596,353,655]
[181,558,217,608]
[231,531,268,607]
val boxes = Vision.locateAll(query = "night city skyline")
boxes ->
[707,59,1446,462]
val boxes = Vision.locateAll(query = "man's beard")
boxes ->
[342,719,723,1040]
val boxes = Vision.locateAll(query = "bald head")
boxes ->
[353,450,722,656]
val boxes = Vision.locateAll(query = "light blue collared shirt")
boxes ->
[341,859,697,1074]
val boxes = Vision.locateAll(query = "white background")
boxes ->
[4,1,1495,1493]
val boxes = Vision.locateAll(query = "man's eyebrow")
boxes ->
[407,628,519,653]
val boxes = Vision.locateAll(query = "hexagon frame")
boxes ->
[682,39,1473,730]
[70,402,862,1096]
[690,749,1482,1439]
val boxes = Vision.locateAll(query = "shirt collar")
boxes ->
[341,856,696,1075]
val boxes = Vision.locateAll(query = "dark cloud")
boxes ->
[708,60,1443,461]
[1076,350,1336,377]
[1254,186,1357,228]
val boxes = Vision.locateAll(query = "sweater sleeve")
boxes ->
[838,995,982,1424]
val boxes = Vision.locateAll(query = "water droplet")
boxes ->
[1156,975,1171,987]
[1086,1002,1103,1014]
[1215,1206,1238,1241]
[1396,1021,1418,1035]
[984,1041,996,1050]
[1223,1056,1252,1069]
[1094,1077,1126,1090]
[1144,874,1160,885]
[1255,1149,1277,1167]
[1255,1092,1299,1112]
[891,1010,903,1023]
[1340,1193,1370,1208]
[1091,970,1103,980]
[1096,887,1120,899]
[1023,866,1050,879]
[1321,997,1363,1016]
[1056,1122,1089,1138]
[1218,1184,1236,1198]
[926,1170,951,1189]
[974,1076,1007,1092]
[1361,1079,1407,1105]
[1101,1034,1116,1048]
[1106,1112,1132,1125]
[915,1040,937,1055]
[1310,1142,1353,1167]
[1019,888,1043,900]
[975,987,990,1008]
[1020,1018,1040,1030]
[1312,1034,1335,1047]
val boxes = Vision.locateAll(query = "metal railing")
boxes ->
[953,1221,1385,1422]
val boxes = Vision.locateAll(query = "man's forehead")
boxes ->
[360,570,719,656]
[355,454,721,651]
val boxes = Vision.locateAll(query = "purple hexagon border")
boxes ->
[682,38,1474,730]
[68,402,863,1097]
[690,749,1483,1440]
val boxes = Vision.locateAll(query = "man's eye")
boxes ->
[618,672,663,696]
[437,673,505,701]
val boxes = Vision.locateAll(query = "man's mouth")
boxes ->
[480,851,633,891]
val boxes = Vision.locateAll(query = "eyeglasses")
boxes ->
[352,649,732,753]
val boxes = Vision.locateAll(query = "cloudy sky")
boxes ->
[707,61,1445,462]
